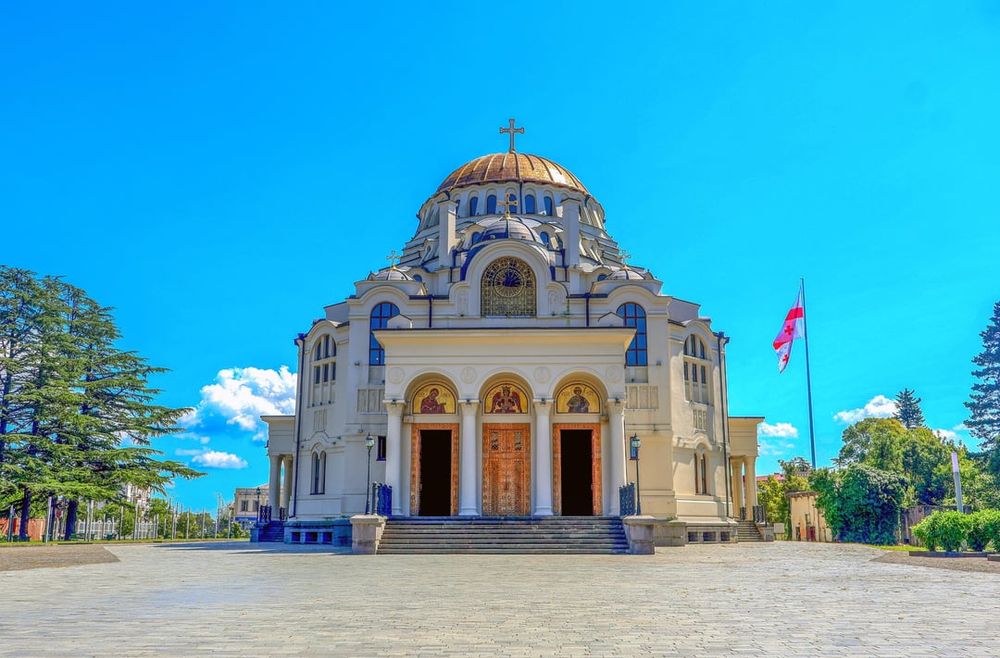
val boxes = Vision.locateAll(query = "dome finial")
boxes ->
[499,117,524,153]
[386,249,401,270]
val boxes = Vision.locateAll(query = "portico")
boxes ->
[376,327,633,518]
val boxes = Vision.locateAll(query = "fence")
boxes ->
[619,483,636,516]
[371,483,392,517]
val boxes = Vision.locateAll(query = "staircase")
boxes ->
[252,520,285,543]
[736,520,763,542]
[378,517,630,554]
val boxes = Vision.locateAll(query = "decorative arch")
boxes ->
[409,379,458,415]
[554,382,602,414]
[480,375,532,415]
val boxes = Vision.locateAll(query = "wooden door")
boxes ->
[482,424,531,516]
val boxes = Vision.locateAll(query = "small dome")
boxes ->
[609,267,645,280]
[368,268,413,281]
[436,153,589,195]
[478,216,542,244]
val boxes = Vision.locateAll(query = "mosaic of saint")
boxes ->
[412,383,456,414]
[484,382,528,414]
[555,383,601,414]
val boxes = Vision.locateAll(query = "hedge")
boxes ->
[912,509,1000,552]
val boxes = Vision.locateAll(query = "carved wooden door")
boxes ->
[482,424,531,516]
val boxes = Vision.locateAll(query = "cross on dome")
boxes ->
[386,249,401,269]
[497,195,518,219]
[499,118,524,153]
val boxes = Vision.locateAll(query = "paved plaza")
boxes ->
[1,541,998,656]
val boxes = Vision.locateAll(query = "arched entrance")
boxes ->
[552,382,604,516]
[407,380,459,516]
[480,378,532,516]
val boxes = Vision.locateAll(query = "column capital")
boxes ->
[384,400,406,417]
[606,398,627,415]
[532,399,552,415]
[458,399,479,416]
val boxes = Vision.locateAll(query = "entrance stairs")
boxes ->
[378,516,629,554]
[736,520,763,542]
[251,520,285,543]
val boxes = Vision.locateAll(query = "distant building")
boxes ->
[233,485,269,527]
[788,491,832,542]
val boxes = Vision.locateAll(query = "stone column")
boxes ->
[744,455,757,510]
[268,454,281,515]
[384,401,406,515]
[731,458,744,517]
[459,400,479,516]
[607,399,627,515]
[533,400,553,516]
[281,456,293,512]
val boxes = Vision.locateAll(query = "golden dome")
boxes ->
[436,153,589,196]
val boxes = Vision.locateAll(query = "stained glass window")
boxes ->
[481,257,536,317]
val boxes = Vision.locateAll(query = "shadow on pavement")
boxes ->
[149,541,353,555]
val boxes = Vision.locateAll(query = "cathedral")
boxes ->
[260,121,765,548]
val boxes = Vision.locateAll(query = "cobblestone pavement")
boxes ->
[1,541,997,657]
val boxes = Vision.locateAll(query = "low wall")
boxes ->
[283,519,352,546]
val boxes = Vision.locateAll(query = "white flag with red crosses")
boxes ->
[773,286,805,373]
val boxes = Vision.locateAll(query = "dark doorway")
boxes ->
[560,429,594,516]
[418,430,452,516]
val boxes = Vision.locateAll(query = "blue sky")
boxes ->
[3,2,999,509]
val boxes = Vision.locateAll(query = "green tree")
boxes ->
[757,457,811,533]
[810,463,906,544]
[894,388,925,429]
[966,301,1000,476]
[902,427,951,505]
[837,417,906,472]
[0,267,201,541]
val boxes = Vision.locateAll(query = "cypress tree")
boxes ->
[894,388,925,429]
[966,302,1000,472]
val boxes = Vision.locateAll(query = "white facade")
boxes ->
[263,146,761,526]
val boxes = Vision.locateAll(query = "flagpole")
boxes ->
[801,277,817,468]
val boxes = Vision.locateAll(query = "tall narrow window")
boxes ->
[701,454,709,494]
[540,231,550,248]
[486,194,497,214]
[544,196,554,216]
[469,196,479,217]
[524,194,536,214]
[311,453,325,494]
[616,303,648,366]
[369,302,400,365]
[684,335,711,404]
[377,436,387,461]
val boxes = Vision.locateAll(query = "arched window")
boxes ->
[486,194,497,215]
[311,452,326,495]
[481,257,536,317]
[694,452,709,494]
[369,302,400,365]
[471,231,482,245]
[524,194,536,214]
[543,196,554,216]
[311,334,337,403]
[539,231,550,248]
[469,196,479,217]
[683,335,710,404]
[616,303,647,366]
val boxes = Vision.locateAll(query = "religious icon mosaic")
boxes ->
[555,383,601,414]
[483,382,528,414]
[411,382,456,414]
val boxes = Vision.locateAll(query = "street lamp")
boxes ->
[629,434,642,515]
[365,432,376,514]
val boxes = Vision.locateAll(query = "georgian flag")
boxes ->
[773,286,805,373]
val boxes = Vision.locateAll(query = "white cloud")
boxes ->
[934,429,958,442]
[759,438,796,457]
[833,394,898,424]
[759,422,799,438]
[186,449,248,470]
[175,432,211,445]
[183,366,297,441]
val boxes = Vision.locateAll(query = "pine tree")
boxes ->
[894,388,925,429]
[966,301,1000,471]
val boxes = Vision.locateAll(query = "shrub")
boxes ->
[976,509,1000,552]
[912,513,940,550]
[967,510,996,551]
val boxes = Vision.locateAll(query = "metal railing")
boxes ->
[257,505,271,523]
[371,483,392,517]
[752,505,767,524]
[619,483,636,516]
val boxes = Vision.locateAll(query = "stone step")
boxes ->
[379,547,630,555]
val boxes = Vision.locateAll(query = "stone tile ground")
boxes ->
[0,541,997,656]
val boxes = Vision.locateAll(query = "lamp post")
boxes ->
[630,434,642,515]
[365,433,375,514]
